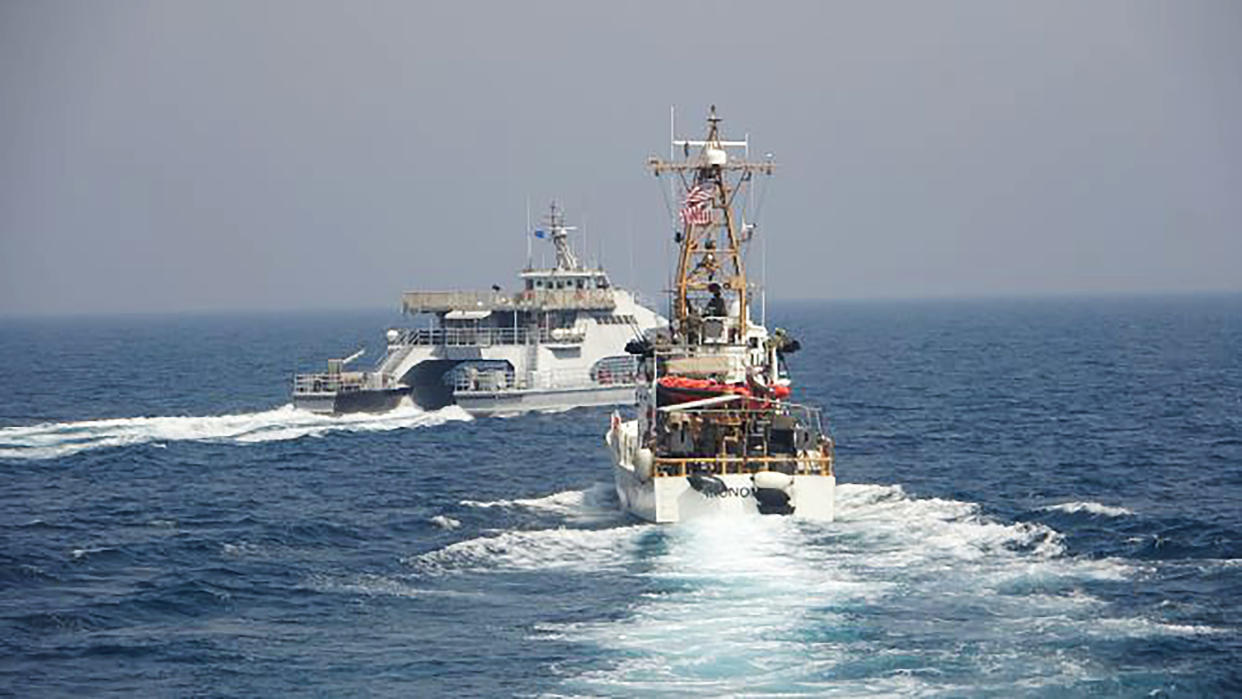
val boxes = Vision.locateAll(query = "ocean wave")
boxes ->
[836,483,1068,560]
[69,546,118,561]
[459,482,618,521]
[1087,617,1228,638]
[305,572,482,599]
[1039,501,1135,517]
[0,403,471,460]
[428,515,462,530]
[406,524,653,575]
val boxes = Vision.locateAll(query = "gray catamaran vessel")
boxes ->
[293,204,664,416]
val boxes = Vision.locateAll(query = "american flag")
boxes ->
[679,184,713,227]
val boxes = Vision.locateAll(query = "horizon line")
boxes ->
[2,287,1241,320]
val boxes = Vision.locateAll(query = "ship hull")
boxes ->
[455,383,637,417]
[606,419,835,523]
[294,382,638,417]
[292,387,408,415]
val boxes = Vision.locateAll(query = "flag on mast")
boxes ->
[679,185,712,226]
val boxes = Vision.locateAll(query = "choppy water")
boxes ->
[2,297,1239,695]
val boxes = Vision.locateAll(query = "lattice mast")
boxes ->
[647,106,774,341]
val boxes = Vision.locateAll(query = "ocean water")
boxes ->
[1,297,1239,696]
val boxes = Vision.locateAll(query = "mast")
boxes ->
[543,201,580,271]
[647,106,774,342]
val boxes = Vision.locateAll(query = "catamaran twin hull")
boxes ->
[292,387,408,415]
[294,384,639,417]
[606,418,836,523]
[292,375,642,418]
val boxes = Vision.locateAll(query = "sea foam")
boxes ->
[459,482,618,521]
[1039,501,1135,517]
[0,403,471,460]
[501,483,1169,695]
[406,523,654,575]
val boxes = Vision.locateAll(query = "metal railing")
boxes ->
[402,289,617,313]
[386,327,586,347]
[661,403,829,433]
[452,366,638,394]
[590,355,639,385]
[652,453,834,477]
[648,402,835,477]
[292,371,394,395]
[451,367,516,392]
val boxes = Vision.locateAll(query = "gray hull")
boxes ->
[454,383,637,417]
[293,387,408,415]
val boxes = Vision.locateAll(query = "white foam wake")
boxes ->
[0,403,471,460]
[540,483,1184,695]
[1039,501,1135,517]
[459,482,619,522]
[406,524,653,575]
[399,481,1209,694]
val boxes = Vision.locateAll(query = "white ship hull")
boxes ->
[606,418,835,523]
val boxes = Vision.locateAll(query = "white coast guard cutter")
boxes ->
[606,107,836,523]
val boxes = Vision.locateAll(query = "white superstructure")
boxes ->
[294,203,664,416]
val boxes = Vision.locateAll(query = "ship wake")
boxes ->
[405,481,1207,695]
[0,402,471,460]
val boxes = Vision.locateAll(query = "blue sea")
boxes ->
[2,296,1239,696]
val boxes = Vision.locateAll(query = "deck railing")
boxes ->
[402,289,617,313]
[652,454,834,477]
[292,372,393,395]
[387,327,585,347]
[661,403,829,434]
[452,366,638,393]
[648,401,835,477]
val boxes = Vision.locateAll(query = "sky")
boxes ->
[1,0,1240,315]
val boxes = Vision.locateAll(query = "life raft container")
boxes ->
[656,376,750,405]
[656,376,793,407]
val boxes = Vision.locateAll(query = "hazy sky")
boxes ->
[2,0,1239,315]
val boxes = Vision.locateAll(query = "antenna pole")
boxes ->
[762,231,767,327]
[525,198,532,269]
[670,105,675,161]
[668,105,676,319]
[748,130,758,325]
